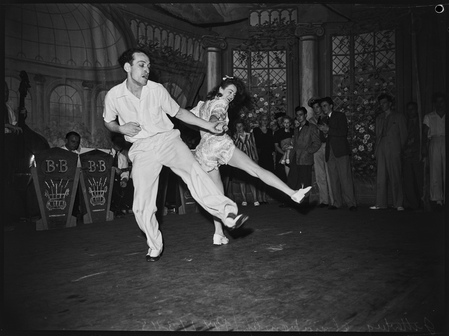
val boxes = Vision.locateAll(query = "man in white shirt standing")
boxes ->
[103,48,248,262]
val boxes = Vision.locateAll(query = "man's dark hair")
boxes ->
[295,106,307,115]
[118,48,150,69]
[65,131,81,139]
[320,97,334,106]
[377,93,394,103]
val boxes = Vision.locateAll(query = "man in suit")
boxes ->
[320,97,357,211]
[308,97,333,207]
[288,106,321,207]
[370,94,407,211]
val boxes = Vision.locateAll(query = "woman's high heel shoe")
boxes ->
[291,186,312,203]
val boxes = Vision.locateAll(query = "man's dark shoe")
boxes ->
[349,206,358,212]
[225,213,249,230]
[146,255,161,262]
[328,205,339,210]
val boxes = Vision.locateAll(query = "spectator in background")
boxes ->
[270,119,279,134]
[370,94,407,211]
[253,114,275,204]
[402,101,424,210]
[60,131,83,220]
[232,119,259,207]
[423,92,446,208]
[308,97,333,208]
[274,115,294,182]
[275,112,287,130]
[287,106,321,207]
[110,133,134,216]
[61,131,81,154]
[320,97,358,211]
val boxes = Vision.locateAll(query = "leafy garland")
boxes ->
[235,17,297,64]
[137,39,204,76]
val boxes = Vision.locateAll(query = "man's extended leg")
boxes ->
[161,130,244,227]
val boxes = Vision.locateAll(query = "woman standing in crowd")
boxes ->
[253,114,275,204]
[232,119,259,207]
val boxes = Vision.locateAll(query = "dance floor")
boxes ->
[3,202,447,332]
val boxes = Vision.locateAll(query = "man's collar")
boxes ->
[299,120,309,127]
[118,79,147,98]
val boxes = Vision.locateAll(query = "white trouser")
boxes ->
[129,129,238,256]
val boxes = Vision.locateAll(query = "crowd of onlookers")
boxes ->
[223,93,446,212]
[5,82,446,224]
[63,91,446,216]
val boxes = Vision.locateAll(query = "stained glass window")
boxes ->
[233,49,287,127]
[332,30,396,178]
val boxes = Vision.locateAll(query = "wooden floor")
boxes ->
[3,202,447,332]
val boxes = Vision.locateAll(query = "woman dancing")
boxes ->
[191,76,311,245]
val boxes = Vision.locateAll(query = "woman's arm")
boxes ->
[175,107,225,133]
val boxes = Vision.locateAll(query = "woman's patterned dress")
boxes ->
[191,98,236,172]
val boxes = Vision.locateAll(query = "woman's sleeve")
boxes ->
[190,101,204,118]
[210,99,228,121]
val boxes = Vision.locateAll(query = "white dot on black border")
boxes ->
[435,4,444,13]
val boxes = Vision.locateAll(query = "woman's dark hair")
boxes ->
[377,93,393,103]
[231,118,248,136]
[206,77,253,129]
[206,77,253,112]
[118,48,150,69]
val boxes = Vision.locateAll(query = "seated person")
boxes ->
[60,131,84,219]
[109,133,134,215]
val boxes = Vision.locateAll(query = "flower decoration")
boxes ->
[333,67,396,178]
[237,79,287,130]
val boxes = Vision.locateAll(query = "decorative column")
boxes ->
[201,35,228,92]
[82,81,94,140]
[295,24,324,119]
[33,74,46,128]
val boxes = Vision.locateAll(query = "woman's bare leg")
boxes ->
[228,147,296,197]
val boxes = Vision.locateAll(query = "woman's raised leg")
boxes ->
[228,148,310,203]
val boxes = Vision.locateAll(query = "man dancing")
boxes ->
[103,48,248,262]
